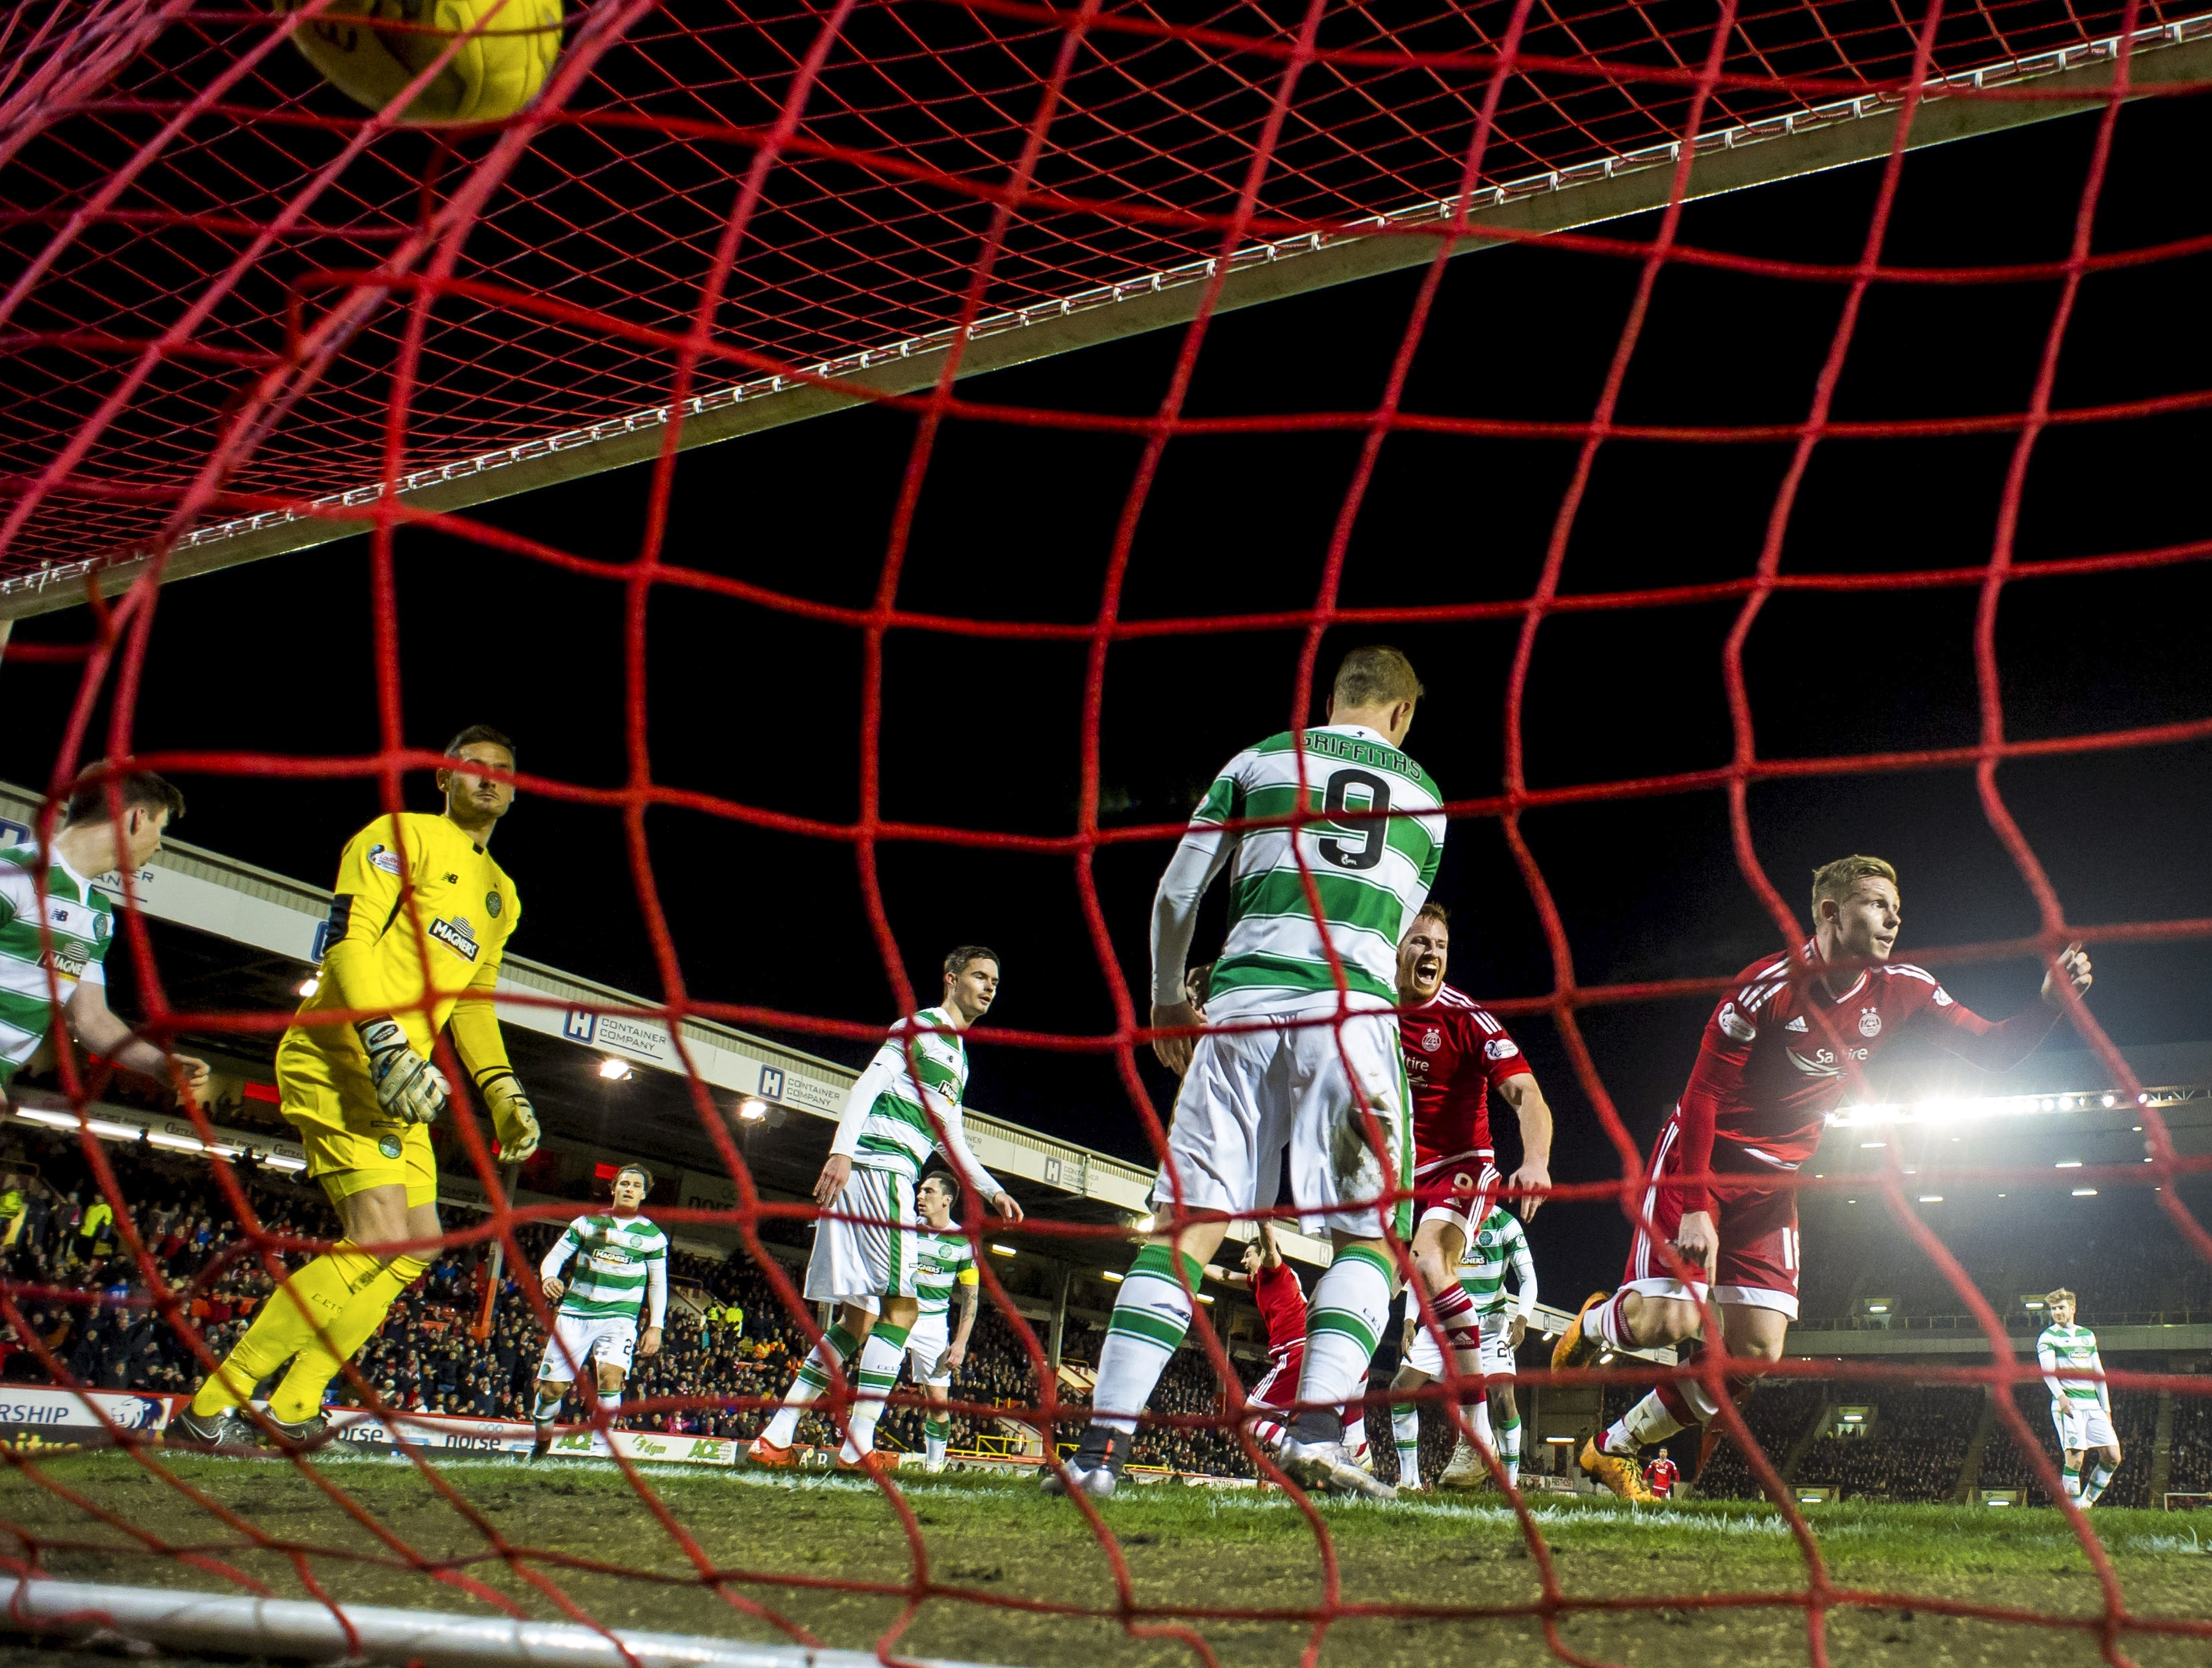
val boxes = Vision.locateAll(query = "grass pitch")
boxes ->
[4,1450,2210,1666]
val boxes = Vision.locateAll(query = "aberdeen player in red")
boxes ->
[1396,902,1555,1453]
[1206,1222,1367,1460]
[1645,1452,1680,1500]
[1556,854,2092,1500]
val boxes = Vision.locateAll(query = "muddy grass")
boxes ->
[3,1450,2208,1666]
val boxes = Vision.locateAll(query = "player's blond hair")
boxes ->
[2045,1287,2077,1309]
[1811,854,1898,919]
[1332,645,1423,710]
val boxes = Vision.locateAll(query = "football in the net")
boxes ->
[281,0,565,124]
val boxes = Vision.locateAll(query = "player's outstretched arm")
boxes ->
[63,981,208,1098]
[1921,944,2089,1071]
[1148,812,1234,1076]
[1496,1073,1554,1220]
[450,977,538,1162]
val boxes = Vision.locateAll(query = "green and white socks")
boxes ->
[1393,1406,1421,1486]
[924,1412,951,1468]
[762,1322,859,1448]
[1091,1243,1199,1432]
[532,1383,565,1427]
[1288,1246,1394,1445]
[1498,1414,1521,1486]
[2077,1460,2116,1507]
[840,1323,910,1463]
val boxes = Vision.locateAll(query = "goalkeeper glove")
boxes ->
[477,1068,541,1163]
[354,1016,450,1126]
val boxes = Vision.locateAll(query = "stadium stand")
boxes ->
[1692,1379,1829,1500]
[1792,1388,1981,1502]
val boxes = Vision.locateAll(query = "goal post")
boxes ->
[3,12,2207,622]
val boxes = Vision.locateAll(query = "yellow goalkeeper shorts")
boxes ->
[279,1037,437,1207]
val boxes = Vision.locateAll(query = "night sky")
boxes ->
[8,89,2208,1300]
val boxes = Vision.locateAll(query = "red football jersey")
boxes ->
[1400,985,1533,1178]
[1250,1259,1307,1357]
[1675,939,2058,1207]
[1646,1456,1679,1498]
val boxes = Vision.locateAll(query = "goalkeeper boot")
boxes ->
[1579,1437,1654,1504]
[1439,1437,1491,1491]
[1552,1292,1611,1373]
[745,1435,799,1468]
[170,1405,249,1451]
[1042,1426,1130,1500]
[257,1410,330,1453]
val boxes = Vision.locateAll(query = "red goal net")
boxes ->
[2,0,2211,1663]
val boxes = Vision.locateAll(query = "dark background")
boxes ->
[8,90,2209,1300]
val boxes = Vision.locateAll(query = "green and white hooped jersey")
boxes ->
[1189,727,1444,1019]
[914,1229,976,1317]
[1460,1207,1536,1320]
[544,1213,669,1324]
[2038,1323,2104,1402]
[0,846,112,1085]
[850,1006,972,1182]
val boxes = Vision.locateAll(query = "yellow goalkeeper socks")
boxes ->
[266,1252,429,1423]
[190,1242,384,1417]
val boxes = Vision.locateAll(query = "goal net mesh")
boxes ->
[2,0,2210,1662]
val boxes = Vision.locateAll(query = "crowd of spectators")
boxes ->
[1694,1380,1829,1500]
[1794,1388,1980,1502]
[2166,1388,2212,1497]
[0,1124,1274,1475]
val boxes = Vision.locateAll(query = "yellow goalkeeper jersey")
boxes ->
[280,812,522,1078]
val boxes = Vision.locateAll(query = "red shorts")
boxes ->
[1619,1113,1800,1317]
[1249,1345,1304,1414]
[1413,1154,1498,1234]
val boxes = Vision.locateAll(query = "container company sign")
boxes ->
[0,1388,171,1453]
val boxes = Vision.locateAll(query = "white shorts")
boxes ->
[537,1312,638,1382]
[907,1309,952,1384]
[1406,1317,1518,1380]
[2052,1399,2117,1452]
[806,1165,918,1302]
[841,1296,955,1385]
[1151,1005,1410,1239]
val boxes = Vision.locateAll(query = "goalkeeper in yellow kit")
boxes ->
[175,727,540,1446]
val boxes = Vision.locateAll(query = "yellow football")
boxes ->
[280,0,565,124]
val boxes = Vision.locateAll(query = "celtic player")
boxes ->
[1053,646,1444,1501]
[2039,1288,2122,1507]
[177,727,541,1447]
[0,770,207,1101]
[749,947,1020,1476]
[531,1165,668,1457]
[1391,1202,1535,1490]
[905,1171,981,1470]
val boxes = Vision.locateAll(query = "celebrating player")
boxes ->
[1393,903,1552,1481]
[748,947,1020,1476]
[1390,1200,1536,1490]
[1050,646,1444,1500]
[1554,854,2092,1499]
[1,769,208,1104]
[530,1164,668,1457]
[1202,1222,1369,1463]
[176,727,538,1446]
[2039,1288,2122,1507]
